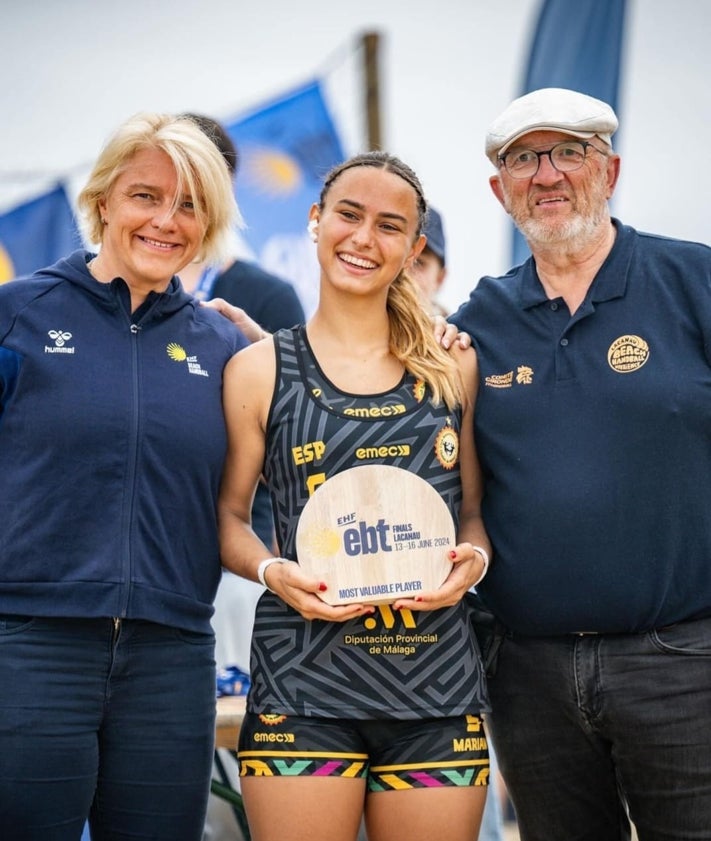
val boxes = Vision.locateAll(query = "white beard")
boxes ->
[505,172,611,251]
[517,211,604,248]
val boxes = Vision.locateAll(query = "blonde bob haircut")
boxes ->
[77,112,241,265]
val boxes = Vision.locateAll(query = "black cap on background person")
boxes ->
[411,205,448,317]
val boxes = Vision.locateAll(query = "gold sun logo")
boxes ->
[166,342,187,362]
[0,243,14,283]
[302,527,341,558]
[242,148,303,197]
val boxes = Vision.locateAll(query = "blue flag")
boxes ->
[225,81,346,316]
[511,0,628,266]
[0,183,81,283]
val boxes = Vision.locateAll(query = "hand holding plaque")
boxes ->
[296,465,455,605]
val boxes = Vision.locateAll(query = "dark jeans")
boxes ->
[486,615,711,841]
[0,615,216,841]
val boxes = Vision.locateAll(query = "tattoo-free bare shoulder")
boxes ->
[224,336,278,419]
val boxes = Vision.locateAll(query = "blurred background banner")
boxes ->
[511,0,628,267]
[0,183,81,283]
[1,2,709,312]
[225,79,346,316]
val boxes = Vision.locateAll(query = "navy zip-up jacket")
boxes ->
[0,250,248,633]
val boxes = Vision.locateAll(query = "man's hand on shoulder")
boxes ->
[202,298,270,343]
[432,315,472,350]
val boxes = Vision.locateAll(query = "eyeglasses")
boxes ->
[498,140,605,179]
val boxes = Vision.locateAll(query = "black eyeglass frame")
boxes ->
[497,140,606,179]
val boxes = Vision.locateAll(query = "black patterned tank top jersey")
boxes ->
[249,326,488,719]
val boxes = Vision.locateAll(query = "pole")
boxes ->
[363,31,382,150]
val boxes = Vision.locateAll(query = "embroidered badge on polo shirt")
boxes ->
[607,335,649,373]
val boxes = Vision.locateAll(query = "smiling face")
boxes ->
[490,130,620,249]
[310,165,425,300]
[97,146,205,292]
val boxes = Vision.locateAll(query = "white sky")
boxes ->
[2,0,709,312]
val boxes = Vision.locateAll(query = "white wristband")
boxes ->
[470,546,490,587]
[257,557,286,591]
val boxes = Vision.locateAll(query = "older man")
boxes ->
[451,88,711,841]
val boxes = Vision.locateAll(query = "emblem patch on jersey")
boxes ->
[412,379,426,403]
[259,713,288,726]
[466,714,483,733]
[607,335,649,373]
[434,418,459,470]
[166,342,210,377]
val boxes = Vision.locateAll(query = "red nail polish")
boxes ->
[449,550,456,559]
[318,582,328,592]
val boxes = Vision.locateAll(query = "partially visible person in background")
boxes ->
[183,112,306,670]
[180,114,305,674]
[179,115,305,841]
[180,113,305,556]
[0,112,248,841]
[409,204,449,317]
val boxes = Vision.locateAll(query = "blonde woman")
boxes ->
[0,113,249,840]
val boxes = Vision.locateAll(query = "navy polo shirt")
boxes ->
[451,220,711,634]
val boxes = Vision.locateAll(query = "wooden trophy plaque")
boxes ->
[296,464,455,605]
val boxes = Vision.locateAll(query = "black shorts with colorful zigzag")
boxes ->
[237,710,489,791]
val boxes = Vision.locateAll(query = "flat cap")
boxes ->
[485,87,618,164]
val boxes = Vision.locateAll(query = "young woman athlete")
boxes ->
[218,151,492,841]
